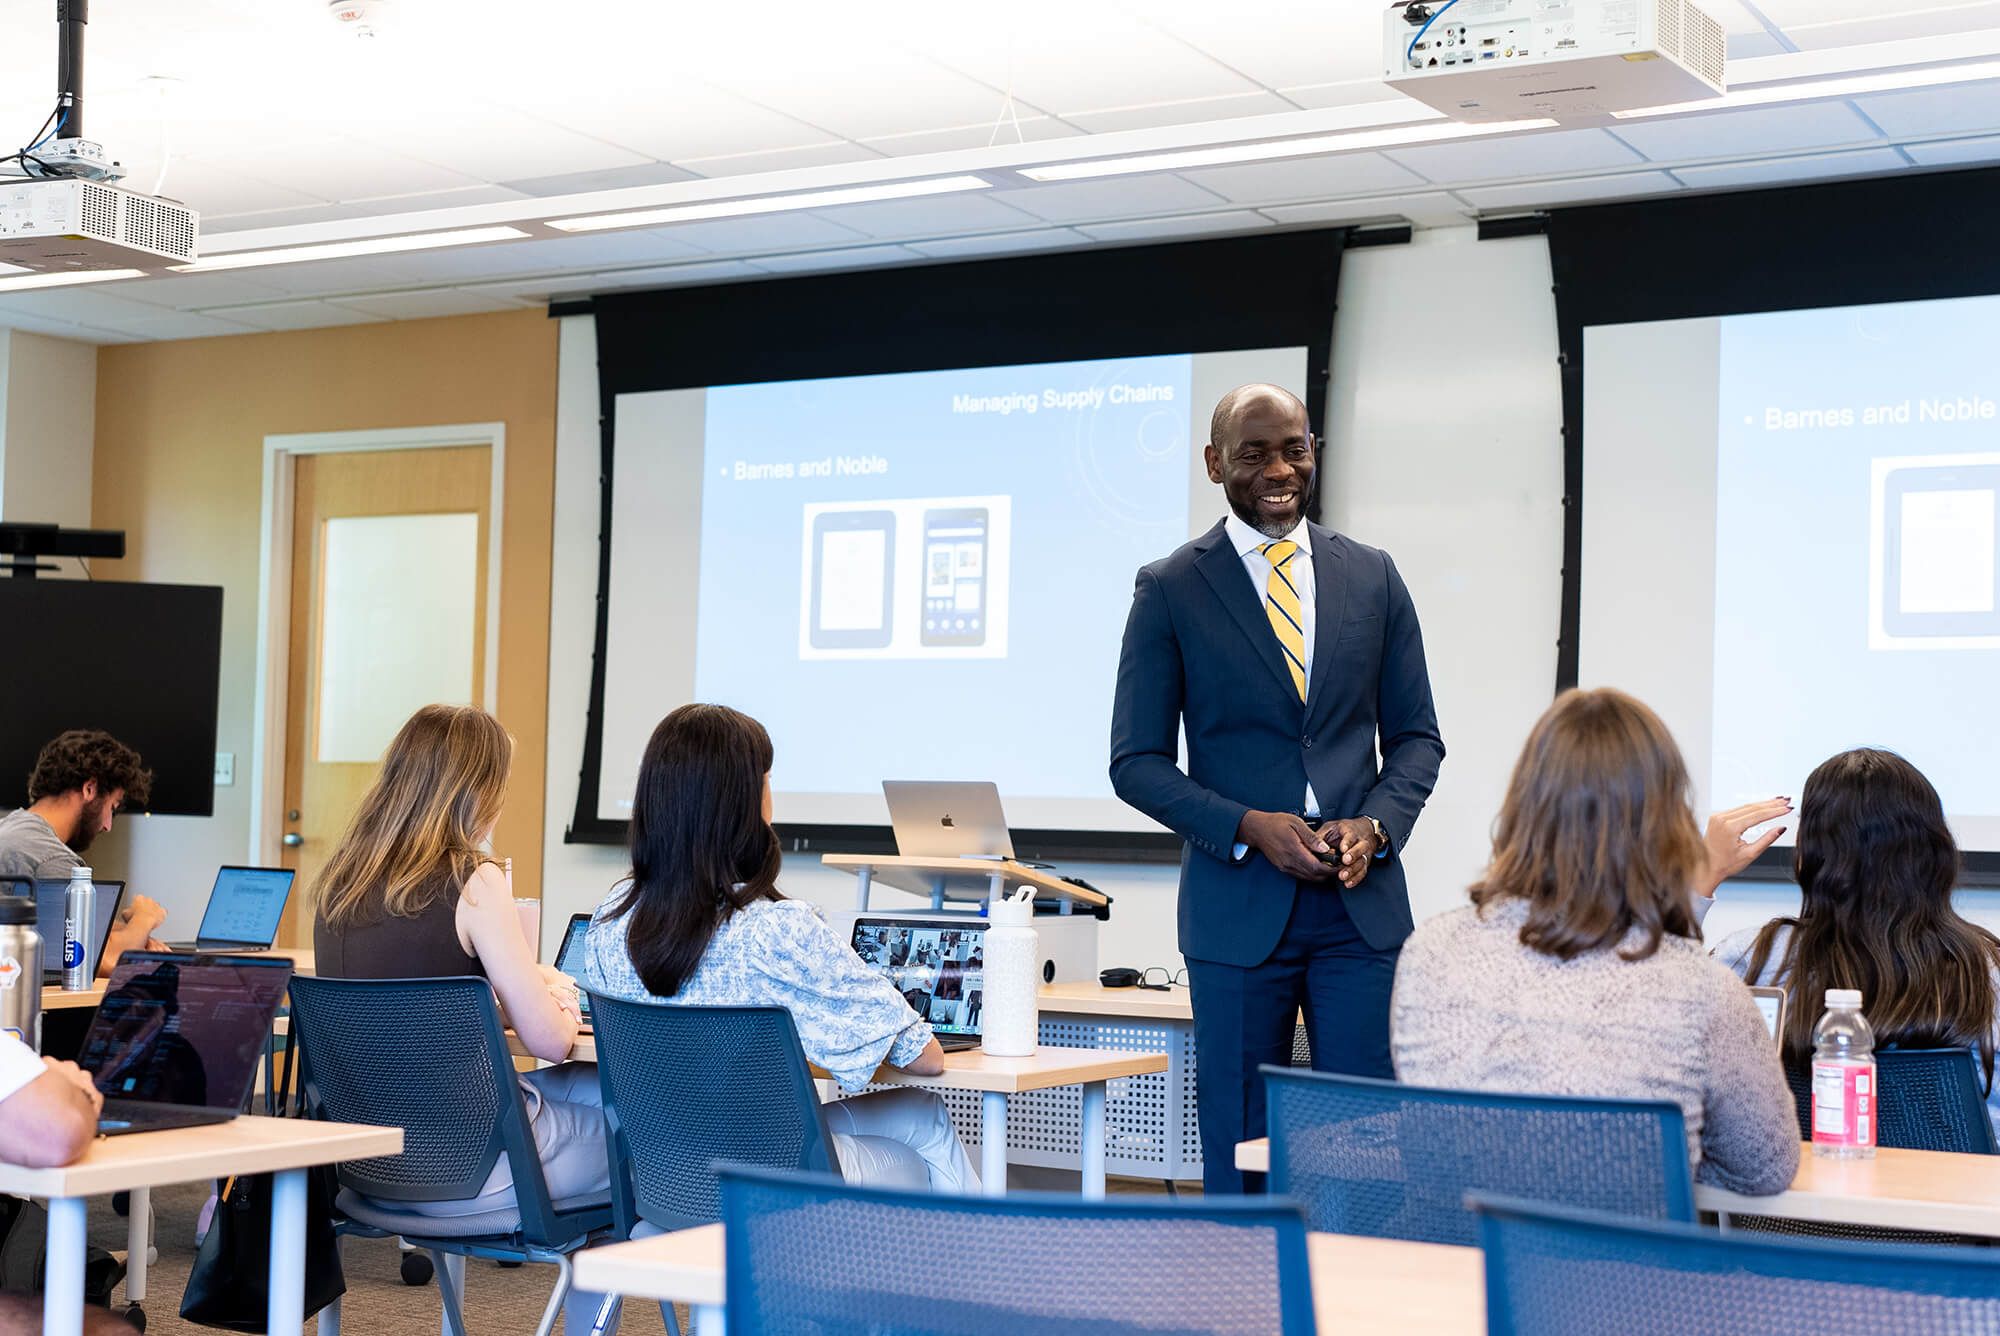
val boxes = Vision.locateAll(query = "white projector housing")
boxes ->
[1384,0,1726,124]
[0,177,199,274]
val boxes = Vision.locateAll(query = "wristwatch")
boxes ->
[1363,816,1389,853]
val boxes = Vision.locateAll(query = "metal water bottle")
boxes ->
[0,896,43,1052]
[63,865,95,991]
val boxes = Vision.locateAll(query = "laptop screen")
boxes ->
[553,913,593,1021]
[851,918,986,1036]
[77,953,293,1111]
[196,867,295,946]
[32,879,125,977]
[1750,986,1786,1043]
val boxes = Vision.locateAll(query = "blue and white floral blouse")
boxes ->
[582,888,934,1092]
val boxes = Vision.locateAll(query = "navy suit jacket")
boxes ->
[1110,519,1445,966]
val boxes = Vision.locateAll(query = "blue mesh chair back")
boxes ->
[1263,1066,1693,1246]
[1780,1048,1998,1153]
[1474,1192,2000,1335]
[719,1165,1316,1335]
[585,994,839,1235]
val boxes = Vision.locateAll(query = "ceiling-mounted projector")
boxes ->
[1384,0,1726,124]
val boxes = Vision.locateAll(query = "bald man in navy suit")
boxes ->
[1110,384,1444,1195]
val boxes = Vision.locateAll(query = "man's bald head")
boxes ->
[1209,383,1309,453]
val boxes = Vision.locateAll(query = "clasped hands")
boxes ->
[1238,811,1381,887]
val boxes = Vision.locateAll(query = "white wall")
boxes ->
[0,330,96,527]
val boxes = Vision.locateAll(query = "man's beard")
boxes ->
[67,797,104,855]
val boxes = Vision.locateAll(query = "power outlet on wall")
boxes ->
[214,752,235,786]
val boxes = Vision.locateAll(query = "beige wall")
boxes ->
[0,330,98,528]
[90,309,560,928]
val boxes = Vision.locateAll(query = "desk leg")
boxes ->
[986,870,1004,912]
[267,1167,307,1334]
[693,1303,725,1336]
[126,1185,150,1304]
[981,1090,1008,1196]
[43,1196,87,1336]
[1081,1081,1107,1200]
[855,865,873,910]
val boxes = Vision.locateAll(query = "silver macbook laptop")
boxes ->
[882,781,1014,859]
[553,912,594,1029]
[167,866,296,952]
[850,916,986,1052]
[32,878,127,984]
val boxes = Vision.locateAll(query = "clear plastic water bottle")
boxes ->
[1811,987,1876,1159]
[62,865,95,992]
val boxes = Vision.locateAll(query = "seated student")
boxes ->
[583,704,980,1192]
[0,730,168,973]
[1714,749,2000,1138]
[313,705,608,1218]
[1391,688,1799,1195]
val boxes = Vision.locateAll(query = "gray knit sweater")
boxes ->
[1391,898,1800,1195]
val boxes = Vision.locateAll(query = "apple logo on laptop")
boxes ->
[940,814,955,828]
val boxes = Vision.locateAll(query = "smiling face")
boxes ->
[1205,388,1315,540]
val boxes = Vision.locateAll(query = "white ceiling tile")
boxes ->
[1385,128,1645,184]
[1611,102,1881,162]
[752,245,925,274]
[494,80,842,164]
[219,301,388,332]
[0,311,120,344]
[858,118,1083,157]
[583,261,768,291]
[202,203,371,235]
[0,288,175,325]
[1852,82,2000,140]
[1178,152,1427,205]
[1904,134,2000,167]
[112,272,298,308]
[1456,170,1685,210]
[673,142,884,178]
[809,194,1045,240]
[646,213,871,255]
[1076,210,1275,243]
[342,101,652,181]
[153,159,332,217]
[904,229,1094,259]
[1138,2,1386,93]
[988,176,1230,223]
[390,232,711,279]
[94,310,265,340]
[1776,3,2000,49]
[1672,146,1910,189]
[498,164,702,197]
[705,52,1032,141]
[1725,31,1790,59]
[1260,192,1472,228]
[223,136,489,201]
[1280,84,1432,113]
[1060,93,1302,136]
[333,289,529,319]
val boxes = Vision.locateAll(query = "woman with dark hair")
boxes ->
[1392,688,1799,1194]
[1714,748,2000,1137]
[582,704,978,1191]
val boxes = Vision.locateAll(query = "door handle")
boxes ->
[282,832,304,847]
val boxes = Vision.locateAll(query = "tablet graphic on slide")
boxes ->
[1871,453,2000,648]
[808,509,896,649]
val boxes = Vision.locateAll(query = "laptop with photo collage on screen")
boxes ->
[553,912,595,1030]
[850,917,987,1052]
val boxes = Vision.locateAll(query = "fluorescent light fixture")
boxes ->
[172,225,531,273]
[0,267,147,293]
[1614,58,2000,118]
[1018,118,1560,181]
[547,175,992,233]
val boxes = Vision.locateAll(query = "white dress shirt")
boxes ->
[1223,512,1322,821]
[0,1032,46,1106]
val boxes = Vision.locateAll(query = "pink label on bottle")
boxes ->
[1811,1060,1876,1147]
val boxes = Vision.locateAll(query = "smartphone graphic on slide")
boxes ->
[809,510,895,649]
[922,508,988,646]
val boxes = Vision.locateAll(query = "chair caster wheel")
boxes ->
[123,1303,147,1331]
[400,1252,434,1286]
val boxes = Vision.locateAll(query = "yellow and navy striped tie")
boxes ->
[1260,540,1307,701]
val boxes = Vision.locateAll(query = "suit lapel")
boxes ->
[1305,523,1347,717]
[1193,523,1298,703]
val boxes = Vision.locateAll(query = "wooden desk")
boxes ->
[0,1116,399,1336]
[820,854,1108,913]
[1238,1136,1270,1174]
[1697,1144,2000,1236]
[574,1223,1485,1336]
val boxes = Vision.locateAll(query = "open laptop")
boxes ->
[882,781,1014,859]
[850,917,987,1052]
[1750,986,1787,1043]
[552,912,594,1030]
[166,866,296,952]
[32,878,126,985]
[76,951,294,1135]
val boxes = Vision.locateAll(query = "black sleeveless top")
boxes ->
[314,877,484,980]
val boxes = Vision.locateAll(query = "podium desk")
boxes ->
[820,853,1107,914]
[575,1223,1485,1336]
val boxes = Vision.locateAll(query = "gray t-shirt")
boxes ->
[0,809,80,882]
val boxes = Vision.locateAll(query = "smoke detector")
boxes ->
[327,0,395,37]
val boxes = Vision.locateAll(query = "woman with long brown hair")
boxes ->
[314,704,608,1216]
[1715,748,2000,1136]
[1391,687,1799,1194]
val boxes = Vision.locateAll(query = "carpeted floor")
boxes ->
[87,1168,1184,1334]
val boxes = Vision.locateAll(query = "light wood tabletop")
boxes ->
[1238,1136,1271,1173]
[1036,981,1194,1021]
[575,1223,1485,1334]
[1697,1144,2000,1235]
[0,1115,400,1199]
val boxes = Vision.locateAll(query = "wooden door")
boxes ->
[278,446,491,947]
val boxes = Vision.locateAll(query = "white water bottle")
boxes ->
[980,889,1039,1057]
[63,866,95,992]
[1812,987,1876,1159]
